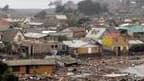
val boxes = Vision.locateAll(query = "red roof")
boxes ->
[105,29,121,41]
[0,18,10,25]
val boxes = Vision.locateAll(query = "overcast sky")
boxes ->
[0,0,82,9]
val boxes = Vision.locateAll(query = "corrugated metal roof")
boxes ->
[56,15,67,20]
[63,40,98,48]
[24,32,48,39]
[42,30,56,34]
[63,40,88,48]
[129,26,144,32]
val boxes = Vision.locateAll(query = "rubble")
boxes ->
[19,56,144,81]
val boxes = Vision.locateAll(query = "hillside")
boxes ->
[0,8,56,17]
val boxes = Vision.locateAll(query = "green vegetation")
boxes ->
[0,62,18,81]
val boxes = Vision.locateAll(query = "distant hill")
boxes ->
[0,8,56,17]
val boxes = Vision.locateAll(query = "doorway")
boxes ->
[114,47,121,56]
[26,66,30,74]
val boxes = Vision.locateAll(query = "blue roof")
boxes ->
[118,25,144,33]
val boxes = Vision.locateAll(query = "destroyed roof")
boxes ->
[63,40,99,48]
[56,56,77,65]
[24,32,48,39]
[86,28,106,39]
[4,59,56,66]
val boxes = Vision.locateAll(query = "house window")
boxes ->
[55,45,58,48]
[17,35,22,42]
[51,45,58,48]
[51,45,54,48]
[12,66,20,72]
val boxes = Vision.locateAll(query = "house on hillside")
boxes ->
[2,29,25,44]
[63,40,102,56]
[0,18,11,40]
[0,18,10,30]
[44,15,68,27]
[61,27,86,38]
[86,28,106,39]
[117,25,144,37]
[1,17,29,28]
[55,15,68,20]
[1,29,25,53]
[19,40,63,57]
[102,29,129,56]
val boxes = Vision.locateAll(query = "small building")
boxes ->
[19,40,63,57]
[2,29,25,44]
[44,14,68,27]
[117,25,144,37]
[1,29,25,53]
[61,27,86,38]
[0,18,10,31]
[55,15,68,20]
[86,28,106,39]
[24,32,48,41]
[102,29,128,55]
[0,18,11,40]
[63,40,102,56]
[4,59,57,75]
[46,32,68,42]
